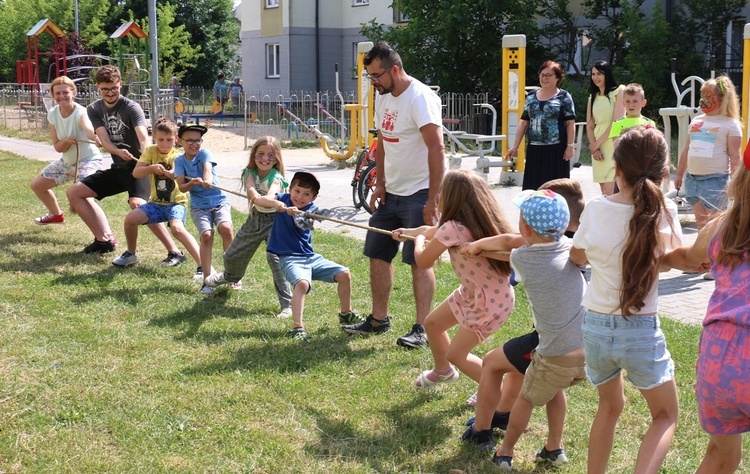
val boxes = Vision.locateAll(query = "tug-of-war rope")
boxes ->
[200,180,511,258]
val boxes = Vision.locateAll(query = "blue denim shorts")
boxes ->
[138,202,187,226]
[684,173,729,211]
[582,311,674,390]
[279,253,347,291]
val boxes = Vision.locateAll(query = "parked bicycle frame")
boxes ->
[351,129,378,214]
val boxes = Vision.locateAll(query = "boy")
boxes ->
[173,124,236,294]
[112,119,201,269]
[462,189,586,471]
[254,171,358,340]
[609,83,656,142]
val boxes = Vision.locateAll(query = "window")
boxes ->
[266,43,280,78]
[353,0,369,5]
[393,5,409,23]
[265,0,279,8]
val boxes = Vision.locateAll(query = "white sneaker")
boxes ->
[200,284,214,295]
[276,307,293,319]
[193,266,217,282]
[112,250,139,267]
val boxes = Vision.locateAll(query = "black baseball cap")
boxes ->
[178,124,208,138]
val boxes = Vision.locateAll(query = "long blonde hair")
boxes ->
[703,76,740,120]
[438,169,512,276]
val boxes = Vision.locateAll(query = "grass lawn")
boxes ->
[1,151,747,473]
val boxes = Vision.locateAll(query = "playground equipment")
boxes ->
[658,57,710,168]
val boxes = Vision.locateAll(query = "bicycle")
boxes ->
[351,129,378,214]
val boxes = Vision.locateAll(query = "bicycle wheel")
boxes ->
[351,148,369,208]
[358,160,378,215]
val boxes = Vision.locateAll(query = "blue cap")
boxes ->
[512,189,570,240]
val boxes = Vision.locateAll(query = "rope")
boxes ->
[187,179,511,257]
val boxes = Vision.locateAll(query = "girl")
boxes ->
[30,76,102,225]
[674,76,742,231]
[663,153,750,474]
[586,60,624,196]
[393,169,514,389]
[204,137,292,318]
[571,126,682,474]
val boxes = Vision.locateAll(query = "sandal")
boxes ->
[415,366,459,389]
[466,391,478,406]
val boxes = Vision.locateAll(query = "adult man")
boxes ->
[67,65,179,262]
[342,41,445,348]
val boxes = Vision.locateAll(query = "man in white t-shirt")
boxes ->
[342,41,445,348]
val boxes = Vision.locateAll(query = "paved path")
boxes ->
[1,135,711,325]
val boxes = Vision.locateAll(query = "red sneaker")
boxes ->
[35,213,64,225]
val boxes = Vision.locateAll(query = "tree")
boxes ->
[361,0,540,94]
[99,0,239,88]
[581,0,644,65]
[677,0,745,69]
[618,2,675,116]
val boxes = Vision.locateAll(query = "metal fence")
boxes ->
[0,84,493,142]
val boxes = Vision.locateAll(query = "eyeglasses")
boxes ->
[98,85,120,94]
[183,139,203,145]
[539,73,556,79]
[364,66,393,83]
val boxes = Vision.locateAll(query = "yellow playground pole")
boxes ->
[357,41,375,150]
[743,23,749,154]
[501,35,527,172]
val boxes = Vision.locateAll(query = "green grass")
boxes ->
[1,152,748,473]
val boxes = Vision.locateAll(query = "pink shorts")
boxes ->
[41,156,102,185]
[696,321,750,435]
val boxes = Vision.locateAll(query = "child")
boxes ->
[111,118,201,269]
[466,190,586,471]
[570,126,682,474]
[253,171,357,339]
[662,154,750,474]
[674,75,742,231]
[30,76,102,225]
[609,83,656,143]
[173,124,236,294]
[460,179,586,458]
[203,137,292,315]
[392,169,514,390]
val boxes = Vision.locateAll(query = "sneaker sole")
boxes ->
[342,327,391,336]
[396,338,425,349]
[34,221,64,226]
[112,261,138,267]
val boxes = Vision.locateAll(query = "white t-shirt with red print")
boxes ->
[375,78,442,196]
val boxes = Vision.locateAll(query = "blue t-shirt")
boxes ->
[173,149,227,209]
[267,194,318,257]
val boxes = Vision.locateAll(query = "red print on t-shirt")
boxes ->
[382,108,398,132]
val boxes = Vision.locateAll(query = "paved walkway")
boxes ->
[1,135,711,325]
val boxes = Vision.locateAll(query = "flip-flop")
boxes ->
[415,367,459,389]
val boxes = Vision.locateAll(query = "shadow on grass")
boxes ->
[0,231,105,273]
[182,329,377,375]
[300,399,464,472]
[148,292,259,341]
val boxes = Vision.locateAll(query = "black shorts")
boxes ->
[363,189,428,265]
[80,165,150,201]
[503,331,539,374]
